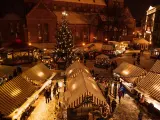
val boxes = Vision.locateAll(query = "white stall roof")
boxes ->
[113,62,147,83]
[65,72,107,105]
[65,61,90,77]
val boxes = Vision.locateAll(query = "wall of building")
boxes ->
[27,4,57,43]
[0,15,25,45]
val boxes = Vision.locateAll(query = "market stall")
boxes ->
[22,63,53,85]
[0,76,36,119]
[133,38,150,50]
[113,62,147,92]
[101,44,115,57]
[0,40,38,65]
[65,72,110,119]
[95,54,110,69]
[65,61,91,78]
[0,65,15,85]
[135,60,160,111]
[150,48,160,59]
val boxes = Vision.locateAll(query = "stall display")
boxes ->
[95,54,110,69]
[113,62,147,92]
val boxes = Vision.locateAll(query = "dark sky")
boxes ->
[125,0,160,21]
[1,0,160,20]
[0,0,24,17]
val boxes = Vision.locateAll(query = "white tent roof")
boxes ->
[133,38,149,44]
[113,62,147,83]
[150,60,160,73]
[65,72,107,105]
[136,72,160,102]
[65,61,90,77]
[96,54,109,59]
[22,63,52,85]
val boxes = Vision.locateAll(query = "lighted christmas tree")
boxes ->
[54,11,74,69]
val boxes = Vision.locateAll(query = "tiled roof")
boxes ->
[54,11,89,24]
[0,76,36,116]
[53,0,106,6]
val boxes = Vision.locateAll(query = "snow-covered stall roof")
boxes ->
[113,62,147,83]
[65,61,91,78]
[65,72,107,107]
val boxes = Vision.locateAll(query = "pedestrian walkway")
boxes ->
[27,83,66,120]
[111,94,152,120]
[27,96,58,120]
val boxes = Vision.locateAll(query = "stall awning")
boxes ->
[113,62,147,83]
[150,60,160,73]
[133,38,149,44]
[136,72,160,102]
[0,76,36,116]
[22,63,52,85]
[102,44,114,51]
[65,61,91,77]
[96,54,109,59]
[65,72,107,106]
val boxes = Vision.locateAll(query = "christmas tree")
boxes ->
[54,11,74,68]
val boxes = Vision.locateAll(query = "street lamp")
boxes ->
[82,42,85,46]
[62,11,68,16]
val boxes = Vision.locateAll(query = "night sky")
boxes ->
[125,0,160,21]
[0,0,160,21]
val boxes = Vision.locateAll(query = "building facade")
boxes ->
[0,0,135,48]
[144,6,160,47]
[0,14,26,46]
[26,0,135,47]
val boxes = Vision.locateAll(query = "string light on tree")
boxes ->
[54,11,74,68]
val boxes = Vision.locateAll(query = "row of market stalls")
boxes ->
[113,61,160,112]
[65,61,110,119]
[0,63,56,120]
[84,42,127,57]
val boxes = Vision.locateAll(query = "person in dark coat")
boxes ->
[13,69,17,77]
[44,89,50,103]
[138,111,143,120]
[111,99,117,113]
[118,89,123,103]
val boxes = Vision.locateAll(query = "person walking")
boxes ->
[44,89,50,103]
[111,99,117,113]
[118,89,123,103]
[138,111,143,120]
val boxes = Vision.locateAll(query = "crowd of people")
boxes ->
[44,82,60,104]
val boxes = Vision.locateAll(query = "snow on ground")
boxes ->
[112,94,152,120]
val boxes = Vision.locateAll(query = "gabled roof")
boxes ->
[150,60,160,73]
[113,62,147,83]
[53,0,106,6]
[22,63,52,85]
[65,72,107,105]
[0,76,36,116]
[65,61,90,77]
[136,72,160,102]
[27,0,56,18]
